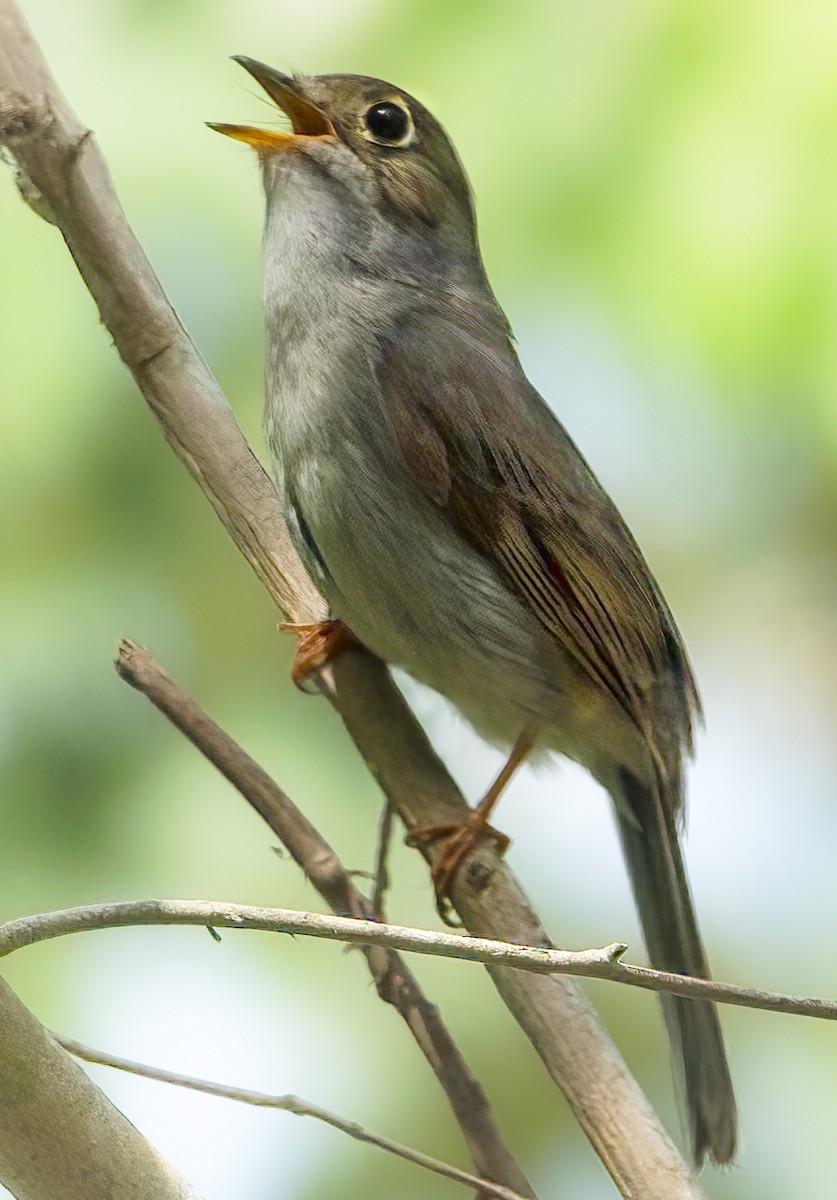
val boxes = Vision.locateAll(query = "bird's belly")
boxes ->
[291,447,587,751]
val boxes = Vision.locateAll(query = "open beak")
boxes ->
[207,57,333,151]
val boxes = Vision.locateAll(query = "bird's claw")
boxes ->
[406,813,510,924]
[279,619,358,691]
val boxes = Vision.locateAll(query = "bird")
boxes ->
[209,57,737,1167]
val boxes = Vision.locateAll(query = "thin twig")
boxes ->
[114,638,536,1199]
[57,1036,529,1200]
[2,899,834,1021]
[371,801,394,921]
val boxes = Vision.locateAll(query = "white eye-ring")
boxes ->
[363,100,415,147]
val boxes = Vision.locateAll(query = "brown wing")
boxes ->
[377,310,699,793]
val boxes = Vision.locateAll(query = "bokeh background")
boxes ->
[2,1,837,1196]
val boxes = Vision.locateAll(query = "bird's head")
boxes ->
[209,58,480,273]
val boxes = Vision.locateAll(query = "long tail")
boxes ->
[614,769,737,1166]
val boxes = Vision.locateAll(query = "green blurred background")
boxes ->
[2,1,837,1196]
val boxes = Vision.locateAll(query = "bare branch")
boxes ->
[0,4,707,1194]
[2,899,833,1022]
[0,974,203,1200]
[115,638,536,1199]
[0,3,319,622]
[57,1037,530,1200]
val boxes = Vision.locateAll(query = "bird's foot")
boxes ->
[406,812,510,923]
[279,619,359,691]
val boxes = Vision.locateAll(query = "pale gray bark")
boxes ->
[0,975,203,1200]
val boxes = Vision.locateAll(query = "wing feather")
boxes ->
[377,310,699,794]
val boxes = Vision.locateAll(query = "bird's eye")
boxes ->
[363,101,413,146]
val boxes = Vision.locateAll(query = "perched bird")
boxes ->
[210,58,737,1166]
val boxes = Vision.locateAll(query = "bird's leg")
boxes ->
[406,731,533,917]
[279,619,360,691]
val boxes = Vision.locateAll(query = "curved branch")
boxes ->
[2,899,833,1021]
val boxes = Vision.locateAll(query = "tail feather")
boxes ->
[614,769,737,1166]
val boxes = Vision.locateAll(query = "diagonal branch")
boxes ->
[0,4,704,1195]
[115,638,536,1200]
[58,1037,530,1200]
[0,974,204,1200]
